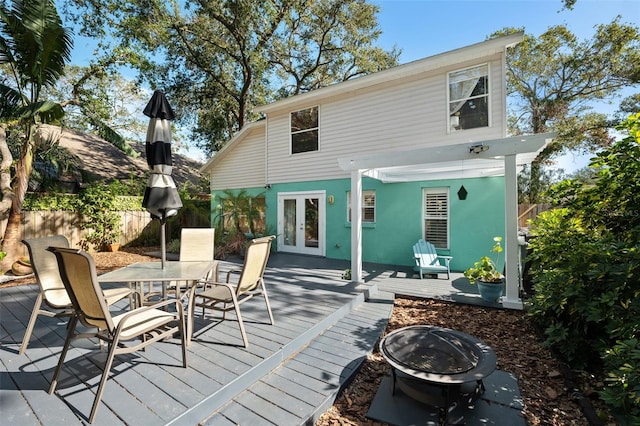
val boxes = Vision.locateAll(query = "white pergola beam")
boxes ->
[338,133,555,172]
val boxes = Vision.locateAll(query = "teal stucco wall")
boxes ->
[211,176,506,272]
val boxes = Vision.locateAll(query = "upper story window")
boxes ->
[347,190,376,223]
[448,64,489,132]
[291,106,319,154]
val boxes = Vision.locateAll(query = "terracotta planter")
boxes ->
[12,257,33,276]
[106,243,120,252]
[477,279,504,302]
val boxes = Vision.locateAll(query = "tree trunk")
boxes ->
[528,159,542,204]
[0,125,14,238]
[0,213,22,273]
[0,125,35,272]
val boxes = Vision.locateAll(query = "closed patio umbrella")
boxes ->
[142,90,182,268]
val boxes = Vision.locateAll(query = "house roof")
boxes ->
[38,124,204,188]
[255,32,524,114]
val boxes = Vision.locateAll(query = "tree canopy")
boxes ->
[64,0,400,155]
[495,19,640,202]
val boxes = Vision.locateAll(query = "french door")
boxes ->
[277,191,325,256]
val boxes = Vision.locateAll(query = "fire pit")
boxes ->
[379,325,497,413]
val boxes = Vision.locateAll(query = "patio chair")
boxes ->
[413,239,452,279]
[47,246,187,424]
[19,236,132,355]
[177,227,218,285]
[193,235,275,347]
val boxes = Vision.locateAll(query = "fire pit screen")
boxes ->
[380,325,497,415]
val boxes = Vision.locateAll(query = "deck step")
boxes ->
[195,287,395,426]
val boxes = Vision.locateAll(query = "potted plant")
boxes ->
[464,236,504,302]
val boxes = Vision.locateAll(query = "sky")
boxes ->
[66,0,640,169]
[371,0,640,172]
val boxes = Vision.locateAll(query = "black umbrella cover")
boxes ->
[141,90,182,221]
[143,89,176,120]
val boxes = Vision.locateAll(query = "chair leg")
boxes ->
[49,316,78,394]
[89,335,119,423]
[231,295,249,348]
[260,280,275,325]
[177,304,188,367]
[19,293,44,355]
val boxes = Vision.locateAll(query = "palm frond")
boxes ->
[89,118,139,157]
[17,100,64,122]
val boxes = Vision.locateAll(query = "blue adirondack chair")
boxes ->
[413,239,452,279]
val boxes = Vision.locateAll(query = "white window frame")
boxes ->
[447,63,490,133]
[347,190,376,223]
[423,188,449,249]
[290,106,319,154]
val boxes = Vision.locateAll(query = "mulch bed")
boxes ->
[0,246,160,288]
[316,297,615,426]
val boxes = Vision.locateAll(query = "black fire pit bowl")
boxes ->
[379,325,497,414]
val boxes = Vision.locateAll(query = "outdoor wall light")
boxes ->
[469,144,489,154]
[264,183,271,189]
[327,195,335,204]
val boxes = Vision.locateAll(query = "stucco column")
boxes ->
[503,154,523,309]
[351,170,363,282]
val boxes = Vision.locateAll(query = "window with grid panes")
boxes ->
[448,64,489,132]
[423,188,449,249]
[290,106,319,154]
[347,190,375,223]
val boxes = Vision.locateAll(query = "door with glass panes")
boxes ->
[277,191,325,255]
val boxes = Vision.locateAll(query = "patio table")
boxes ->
[98,260,216,344]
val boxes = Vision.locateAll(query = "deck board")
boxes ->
[1,254,502,425]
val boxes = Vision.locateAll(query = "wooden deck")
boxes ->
[0,253,495,425]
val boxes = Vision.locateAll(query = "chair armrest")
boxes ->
[437,255,453,266]
[226,269,241,283]
[200,279,238,291]
[115,298,184,332]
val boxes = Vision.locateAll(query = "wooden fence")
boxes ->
[518,204,551,228]
[16,210,152,257]
[16,207,210,258]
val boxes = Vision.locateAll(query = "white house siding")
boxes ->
[210,127,265,190]
[266,55,506,184]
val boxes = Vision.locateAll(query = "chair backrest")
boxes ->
[413,239,440,266]
[180,228,215,261]
[236,236,275,295]
[22,235,71,307]
[180,228,215,280]
[48,247,114,332]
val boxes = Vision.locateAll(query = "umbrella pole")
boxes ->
[161,220,166,269]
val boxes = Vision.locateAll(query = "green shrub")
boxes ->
[23,193,79,210]
[601,338,640,425]
[78,183,122,251]
[527,113,640,418]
